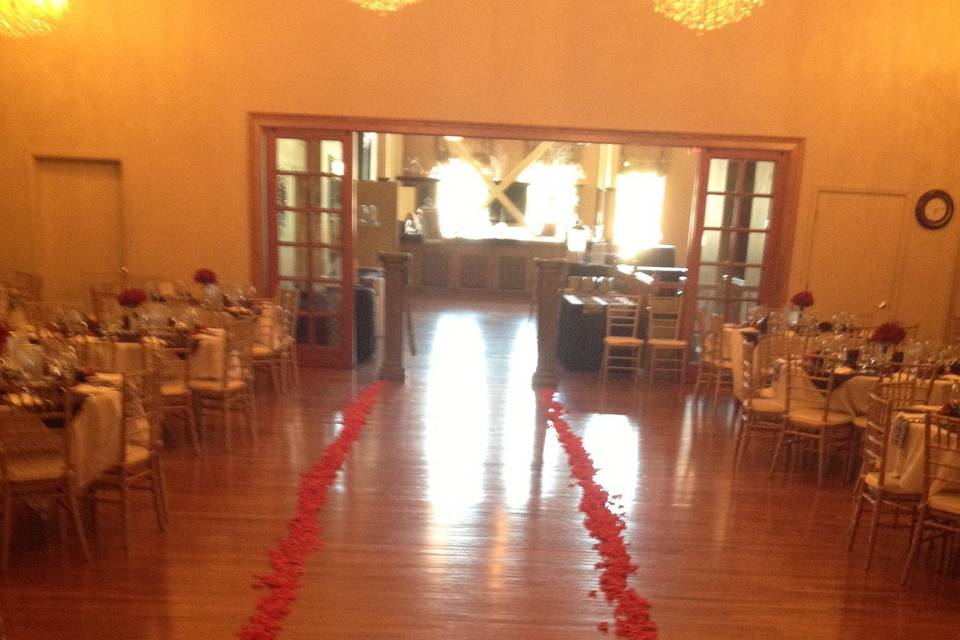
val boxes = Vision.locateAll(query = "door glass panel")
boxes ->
[311,284,342,313]
[312,248,342,279]
[704,194,731,227]
[311,212,342,245]
[277,174,311,208]
[277,211,308,243]
[700,230,723,263]
[276,138,308,172]
[744,232,767,264]
[747,196,772,229]
[707,159,735,192]
[310,140,344,175]
[278,246,309,278]
[750,160,776,195]
[310,176,343,209]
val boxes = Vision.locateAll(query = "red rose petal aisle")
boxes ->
[539,389,658,640]
[237,382,384,640]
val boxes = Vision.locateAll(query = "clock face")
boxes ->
[924,197,949,223]
[916,189,954,230]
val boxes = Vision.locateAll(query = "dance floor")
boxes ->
[0,297,957,639]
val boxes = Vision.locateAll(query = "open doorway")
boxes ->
[250,115,802,368]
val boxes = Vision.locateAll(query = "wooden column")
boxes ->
[531,258,566,388]
[378,251,411,382]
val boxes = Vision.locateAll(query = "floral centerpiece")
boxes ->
[193,268,218,286]
[790,290,814,309]
[117,288,148,309]
[870,322,907,346]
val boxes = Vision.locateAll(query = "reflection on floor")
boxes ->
[0,296,957,639]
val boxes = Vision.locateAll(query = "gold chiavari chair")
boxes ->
[599,297,643,383]
[189,318,258,452]
[646,295,688,387]
[733,340,785,471]
[902,412,960,584]
[150,346,200,456]
[94,370,168,546]
[251,302,283,393]
[0,388,91,568]
[693,308,720,396]
[846,392,921,570]
[277,288,302,389]
[769,354,857,486]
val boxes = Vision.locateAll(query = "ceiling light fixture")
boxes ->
[0,0,69,38]
[653,0,763,32]
[350,0,420,13]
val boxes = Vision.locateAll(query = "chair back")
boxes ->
[875,379,919,412]
[605,300,639,339]
[754,333,784,388]
[784,353,846,420]
[0,413,64,482]
[647,296,683,340]
[120,369,162,458]
[861,392,894,487]
[923,412,960,500]
[225,317,256,384]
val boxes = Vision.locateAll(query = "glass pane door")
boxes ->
[693,153,781,324]
[267,129,354,368]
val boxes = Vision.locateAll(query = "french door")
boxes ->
[686,149,790,335]
[266,128,355,368]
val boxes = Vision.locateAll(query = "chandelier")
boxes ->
[0,0,69,37]
[653,0,763,32]
[350,0,420,13]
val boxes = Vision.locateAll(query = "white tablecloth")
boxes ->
[886,412,960,495]
[68,383,123,489]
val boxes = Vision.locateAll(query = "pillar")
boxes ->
[378,251,411,382]
[531,258,566,388]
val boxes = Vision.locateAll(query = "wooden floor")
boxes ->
[1,297,957,639]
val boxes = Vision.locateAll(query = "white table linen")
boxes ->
[67,383,123,489]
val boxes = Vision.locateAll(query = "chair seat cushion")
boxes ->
[759,386,776,399]
[928,492,960,516]
[852,415,868,429]
[747,398,785,414]
[188,379,247,394]
[124,444,151,466]
[161,381,189,397]
[906,404,942,414]
[647,338,687,348]
[5,452,65,483]
[604,336,643,347]
[788,408,853,427]
[864,471,918,495]
[252,344,275,357]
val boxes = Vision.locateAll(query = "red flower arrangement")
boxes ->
[116,287,148,308]
[193,268,218,285]
[539,389,658,640]
[237,382,383,640]
[870,322,907,345]
[790,290,814,309]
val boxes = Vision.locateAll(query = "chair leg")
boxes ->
[599,346,609,382]
[769,427,786,477]
[680,349,688,385]
[66,489,92,563]
[270,360,282,394]
[246,392,259,439]
[901,508,926,585]
[864,492,884,571]
[846,492,866,551]
[733,413,745,470]
[291,348,301,389]
[817,433,827,487]
[694,360,705,395]
[151,457,168,531]
[2,486,12,571]
[185,401,201,456]
[120,476,131,549]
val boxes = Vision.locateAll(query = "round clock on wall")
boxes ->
[915,189,954,230]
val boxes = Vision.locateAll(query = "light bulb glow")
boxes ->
[653,0,763,32]
[0,0,69,38]
[350,0,420,13]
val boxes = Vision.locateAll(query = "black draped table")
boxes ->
[557,294,644,371]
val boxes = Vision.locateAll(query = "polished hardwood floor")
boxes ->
[1,297,957,639]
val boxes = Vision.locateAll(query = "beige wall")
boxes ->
[2,0,959,334]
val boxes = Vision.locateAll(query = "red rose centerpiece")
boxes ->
[790,290,814,309]
[870,322,907,346]
[117,288,148,309]
[193,268,218,286]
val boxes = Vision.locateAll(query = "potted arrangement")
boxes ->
[116,287,148,331]
[193,268,220,305]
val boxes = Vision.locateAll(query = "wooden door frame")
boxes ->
[248,113,804,358]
